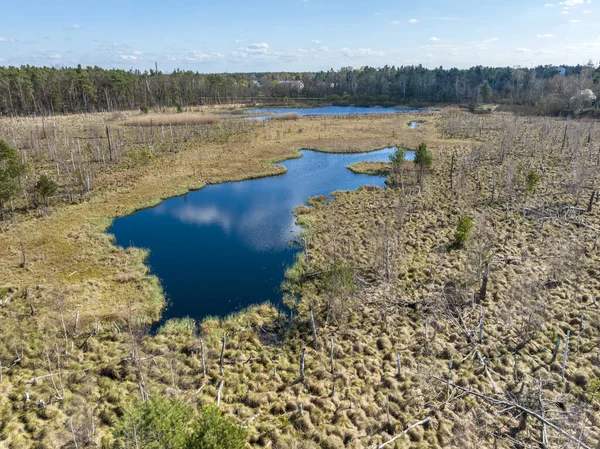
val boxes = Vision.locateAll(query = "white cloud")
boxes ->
[312,39,321,44]
[408,18,418,23]
[184,51,223,62]
[561,10,569,13]
[430,37,441,41]
[484,37,500,42]
[0,58,4,62]
[0,36,15,42]
[545,2,554,5]
[537,33,554,37]
[514,47,530,53]
[569,18,582,22]
[246,42,269,53]
[230,43,273,60]
[391,20,401,25]
[358,47,384,56]
[341,47,384,58]
[72,24,81,29]
[583,9,592,12]
[120,55,137,60]
[47,53,61,60]
[559,0,583,5]
[133,50,143,55]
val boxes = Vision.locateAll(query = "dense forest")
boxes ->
[0,63,599,116]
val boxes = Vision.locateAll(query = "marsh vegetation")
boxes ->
[1,106,600,449]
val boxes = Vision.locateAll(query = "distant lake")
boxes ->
[245,106,421,117]
[109,148,414,323]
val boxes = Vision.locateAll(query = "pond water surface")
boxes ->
[110,148,414,323]
[245,106,420,117]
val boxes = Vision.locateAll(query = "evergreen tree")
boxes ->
[0,139,26,221]
[481,82,493,103]
[35,173,58,207]
[413,142,432,185]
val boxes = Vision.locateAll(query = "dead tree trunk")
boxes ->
[219,335,226,377]
[479,263,489,301]
[330,336,335,374]
[19,237,26,268]
[105,126,113,162]
[561,330,570,382]
[216,379,224,407]
[449,152,455,191]
[200,337,206,378]
[300,348,306,381]
[310,309,318,348]
[587,190,596,213]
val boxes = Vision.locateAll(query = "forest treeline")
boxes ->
[0,63,599,116]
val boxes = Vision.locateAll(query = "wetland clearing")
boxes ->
[1,105,600,449]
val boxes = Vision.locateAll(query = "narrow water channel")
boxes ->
[109,148,414,323]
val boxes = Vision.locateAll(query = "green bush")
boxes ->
[115,395,194,449]
[414,142,432,184]
[140,104,149,114]
[389,147,406,168]
[453,216,473,248]
[525,169,541,194]
[35,173,58,206]
[414,143,432,168]
[115,398,246,449]
[185,405,247,449]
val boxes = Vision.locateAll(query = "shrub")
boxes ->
[389,147,406,186]
[185,405,247,449]
[140,103,149,114]
[35,173,58,206]
[453,216,473,248]
[115,395,194,449]
[389,147,406,168]
[414,143,432,184]
[525,169,541,194]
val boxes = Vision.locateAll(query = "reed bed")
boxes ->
[122,112,223,127]
[272,112,299,121]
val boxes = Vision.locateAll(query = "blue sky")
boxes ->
[0,0,598,72]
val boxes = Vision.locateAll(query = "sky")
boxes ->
[0,0,599,73]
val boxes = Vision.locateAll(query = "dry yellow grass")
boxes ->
[272,112,299,121]
[121,112,223,127]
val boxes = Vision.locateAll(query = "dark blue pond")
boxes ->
[245,106,420,117]
[109,148,413,322]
